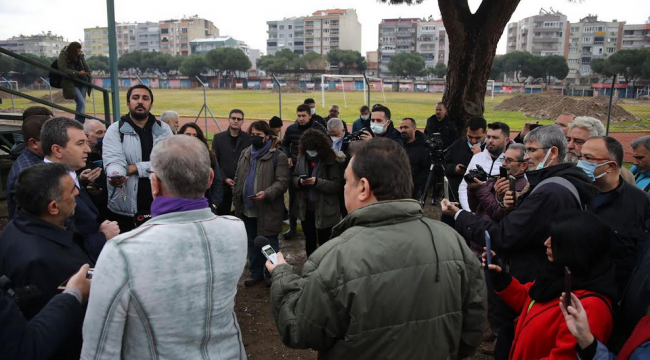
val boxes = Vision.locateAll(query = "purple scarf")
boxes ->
[151,196,209,218]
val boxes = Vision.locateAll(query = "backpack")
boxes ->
[49,60,62,89]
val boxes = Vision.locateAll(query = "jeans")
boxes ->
[301,210,332,257]
[74,86,88,123]
[242,216,279,278]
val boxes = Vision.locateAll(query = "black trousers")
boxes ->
[217,186,233,216]
[301,210,332,257]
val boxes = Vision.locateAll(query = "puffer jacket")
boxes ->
[103,114,173,216]
[282,119,326,162]
[81,208,248,360]
[57,46,91,100]
[233,146,290,236]
[270,200,487,360]
[291,151,344,229]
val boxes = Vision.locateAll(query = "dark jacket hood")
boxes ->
[527,163,599,205]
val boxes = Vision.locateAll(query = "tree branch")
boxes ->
[438,0,472,39]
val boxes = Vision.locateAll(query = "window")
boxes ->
[571,27,580,33]
[267,41,277,47]
[181,28,187,33]
[288,25,292,30]
[569,47,580,53]
[583,36,593,43]
[608,38,617,43]
[279,34,284,38]
[569,58,580,64]
[584,26,595,33]
[624,30,634,36]
[289,34,293,38]
[582,57,591,65]
[571,37,580,43]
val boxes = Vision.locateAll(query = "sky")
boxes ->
[1,0,649,56]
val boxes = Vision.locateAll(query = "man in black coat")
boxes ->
[282,104,327,239]
[399,118,429,199]
[442,125,598,360]
[358,105,404,147]
[0,163,96,360]
[424,102,458,149]
[0,264,90,360]
[41,118,120,259]
[443,117,487,204]
[212,109,251,215]
[304,98,327,128]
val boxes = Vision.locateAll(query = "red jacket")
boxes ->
[498,278,613,360]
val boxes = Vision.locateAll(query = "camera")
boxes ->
[464,164,489,183]
[344,128,372,142]
[425,133,445,163]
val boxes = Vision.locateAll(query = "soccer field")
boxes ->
[2,89,649,131]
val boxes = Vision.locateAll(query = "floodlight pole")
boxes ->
[106,0,120,123]
[194,76,222,133]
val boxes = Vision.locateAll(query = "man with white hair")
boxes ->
[566,116,635,184]
[160,110,180,134]
[82,135,248,359]
[83,119,106,146]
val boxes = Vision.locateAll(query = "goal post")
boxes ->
[487,79,495,100]
[320,74,384,111]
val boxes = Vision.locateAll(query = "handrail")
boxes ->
[0,46,104,92]
[0,85,108,122]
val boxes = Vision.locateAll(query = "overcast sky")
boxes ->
[1,0,649,56]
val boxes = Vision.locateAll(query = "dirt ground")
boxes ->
[235,201,494,360]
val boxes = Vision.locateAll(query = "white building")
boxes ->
[266,17,305,55]
[506,8,568,57]
[0,32,69,57]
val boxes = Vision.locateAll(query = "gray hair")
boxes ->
[41,117,83,157]
[160,111,179,124]
[150,136,211,198]
[524,124,567,162]
[327,118,344,131]
[329,104,339,111]
[568,116,605,137]
[631,136,650,151]
[508,143,526,162]
[83,119,104,134]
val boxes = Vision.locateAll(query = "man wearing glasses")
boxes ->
[212,109,251,215]
[441,124,598,359]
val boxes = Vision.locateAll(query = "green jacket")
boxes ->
[270,199,487,360]
[57,46,91,100]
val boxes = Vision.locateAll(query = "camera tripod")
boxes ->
[419,161,454,207]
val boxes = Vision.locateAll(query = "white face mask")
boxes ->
[370,122,387,135]
[306,150,318,158]
[535,148,553,171]
[361,114,370,121]
[310,108,316,115]
[330,136,342,143]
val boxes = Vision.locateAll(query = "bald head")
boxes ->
[83,120,106,145]
[150,135,212,198]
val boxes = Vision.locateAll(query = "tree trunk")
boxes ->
[439,0,521,130]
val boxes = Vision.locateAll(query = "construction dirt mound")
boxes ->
[39,91,75,104]
[494,94,638,123]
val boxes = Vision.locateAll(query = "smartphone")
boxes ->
[247,194,257,199]
[261,245,278,265]
[564,267,572,308]
[57,268,94,290]
[499,166,508,179]
[508,175,516,192]
[485,230,492,267]
[299,174,308,180]
[90,160,103,170]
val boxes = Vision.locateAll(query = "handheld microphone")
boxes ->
[254,236,278,265]
[254,236,270,249]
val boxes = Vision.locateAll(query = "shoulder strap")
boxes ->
[118,119,125,142]
[531,176,582,208]
[643,182,650,193]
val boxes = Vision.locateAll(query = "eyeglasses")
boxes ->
[230,116,243,122]
[579,155,612,162]
[503,158,522,165]
[524,147,550,155]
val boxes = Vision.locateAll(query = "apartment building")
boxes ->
[566,15,625,84]
[84,27,109,57]
[0,32,69,57]
[377,18,449,78]
[304,9,362,56]
[159,16,219,56]
[621,19,650,50]
[506,9,568,57]
[266,17,305,56]
[366,51,379,77]
[190,36,249,55]
[417,19,449,69]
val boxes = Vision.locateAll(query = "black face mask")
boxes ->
[251,135,265,149]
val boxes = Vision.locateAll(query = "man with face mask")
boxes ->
[103,85,173,232]
[458,122,509,212]
[359,105,403,147]
[578,136,650,295]
[304,98,327,128]
[400,118,429,199]
[442,124,598,360]
[351,105,371,133]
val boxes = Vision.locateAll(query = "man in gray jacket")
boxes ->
[266,138,486,360]
[82,135,248,360]
[103,85,173,231]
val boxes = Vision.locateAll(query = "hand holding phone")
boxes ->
[58,268,94,290]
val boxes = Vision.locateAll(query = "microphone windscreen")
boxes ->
[254,236,270,249]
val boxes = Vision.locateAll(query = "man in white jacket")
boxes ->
[459,122,509,211]
[82,135,248,360]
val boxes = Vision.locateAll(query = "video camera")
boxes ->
[425,133,446,163]
[463,164,489,183]
[0,275,41,305]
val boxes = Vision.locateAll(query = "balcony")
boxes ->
[533,37,561,42]
[396,31,413,37]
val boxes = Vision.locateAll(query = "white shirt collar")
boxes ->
[44,158,80,189]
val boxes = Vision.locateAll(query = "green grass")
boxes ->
[2,89,649,132]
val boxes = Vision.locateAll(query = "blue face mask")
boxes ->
[467,140,484,149]
[535,148,552,171]
[577,160,611,182]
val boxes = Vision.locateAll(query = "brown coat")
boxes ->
[291,151,345,229]
[233,146,289,236]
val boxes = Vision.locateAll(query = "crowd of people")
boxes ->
[0,82,649,360]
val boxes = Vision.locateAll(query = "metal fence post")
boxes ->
[606,75,617,136]
[39,77,54,114]
[271,74,282,119]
